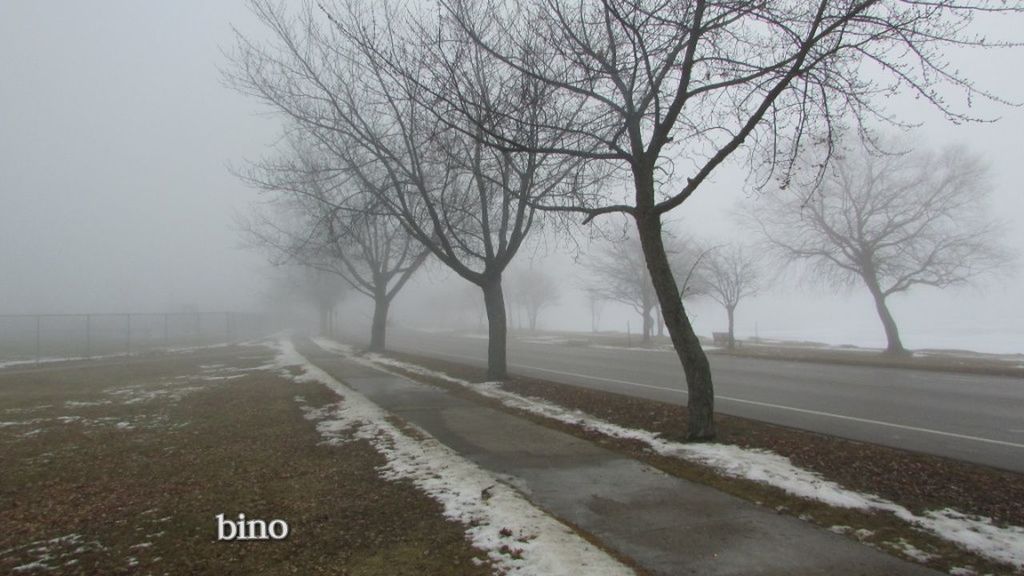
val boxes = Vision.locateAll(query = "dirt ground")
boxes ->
[0,347,492,575]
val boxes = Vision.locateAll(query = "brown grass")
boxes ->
[0,348,492,575]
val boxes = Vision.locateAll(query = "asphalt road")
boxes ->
[381,330,1024,473]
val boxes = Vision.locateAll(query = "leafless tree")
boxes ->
[586,288,606,333]
[283,267,347,338]
[751,142,1010,355]
[702,246,760,350]
[435,0,1022,439]
[584,232,659,343]
[238,141,429,352]
[584,227,704,343]
[227,0,595,379]
[258,267,345,337]
[510,267,561,332]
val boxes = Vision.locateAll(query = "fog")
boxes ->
[3,1,1022,354]
[0,2,276,314]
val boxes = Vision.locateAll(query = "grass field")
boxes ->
[0,346,492,575]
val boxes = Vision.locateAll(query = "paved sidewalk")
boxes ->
[298,340,939,576]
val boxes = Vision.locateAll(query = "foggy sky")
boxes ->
[2,2,1022,353]
[0,1,276,314]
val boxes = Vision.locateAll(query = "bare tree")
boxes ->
[290,267,347,338]
[702,246,760,350]
[586,288,606,333]
[584,231,659,343]
[259,267,345,337]
[751,142,1010,355]
[584,227,703,343]
[436,0,1022,439]
[510,267,561,332]
[238,141,429,352]
[227,0,594,379]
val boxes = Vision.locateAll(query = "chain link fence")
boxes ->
[0,312,269,366]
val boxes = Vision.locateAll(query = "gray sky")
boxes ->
[2,2,1021,353]
[0,1,275,313]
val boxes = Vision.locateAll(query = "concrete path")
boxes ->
[298,340,939,576]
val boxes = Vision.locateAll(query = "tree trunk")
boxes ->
[636,212,716,440]
[482,276,508,380]
[319,304,330,338]
[369,291,390,353]
[867,285,906,355]
[529,307,538,332]
[506,294,516,331]
[726,305,736,350]
[641,303,653,343]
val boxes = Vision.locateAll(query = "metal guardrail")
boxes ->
[0,312,268,365]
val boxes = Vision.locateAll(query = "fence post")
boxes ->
[35,315,41,365]
[163,313,169,348]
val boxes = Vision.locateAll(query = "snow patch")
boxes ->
[64,400,113,408]
[3,405,53,414]
[310,339,354,355]
[518,336,573,345]
[105,384,203,405]
[0,534,106,573]
[197,374,246,382]
[589,344,675,353]
[890,539,937,563]
[0,420,41,428]
[0,354,123,370]
[1,412,166,434]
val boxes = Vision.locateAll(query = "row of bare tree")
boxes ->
[585,139,1011,356]
[228,0,1020,440]
[582,226,755,348]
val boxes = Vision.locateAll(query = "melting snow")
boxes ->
[0,534,106,573]
[272,338,633,576]
[589,344,675,353]
[313,338,1024,570]
[64,400,113,408]
[890,539,936,563]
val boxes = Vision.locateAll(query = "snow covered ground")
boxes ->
[312,338,1024,572]
[271,338,634,576]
